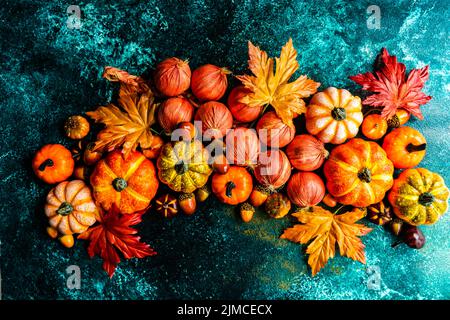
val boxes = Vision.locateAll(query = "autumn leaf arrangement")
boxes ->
[32,39,448,277]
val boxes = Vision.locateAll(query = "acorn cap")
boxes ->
[179,192,195,201]
[240,202,255,213]
[254,184,272,195]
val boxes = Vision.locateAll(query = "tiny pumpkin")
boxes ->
[212,166,253,205]
[388,168,449,226]
[32,144,75,184]
[361,114,388,140]
[324,138,394,207]
[45,180,97,239]
[157,140,212,193]
[265,193,291,219]
[90,149,159,214]
[64,115,90,140]
[382,126,426,169]
[306,87,363,144]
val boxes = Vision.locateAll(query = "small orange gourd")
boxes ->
[382,126,426,169]
[32,144,75,184]
[212,166,253,205]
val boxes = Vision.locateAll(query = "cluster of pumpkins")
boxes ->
[32,57,449,249]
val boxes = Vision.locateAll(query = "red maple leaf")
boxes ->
[78,205,156,278]
[349,48,431,120]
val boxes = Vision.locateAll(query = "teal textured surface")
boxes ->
[0,0,449,299]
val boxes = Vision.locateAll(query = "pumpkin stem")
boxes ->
[56,202,73,216]
[112,177,128,192]
[418,192,434,206]
[38,159,54,171]
[331,107,347,121]
[175,161,188,175]
[406,143,426,153]
[225,181,236,198]
[358,167,372,183]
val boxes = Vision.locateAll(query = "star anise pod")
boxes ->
[367,201,392,226]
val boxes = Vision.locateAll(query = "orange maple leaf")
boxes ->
[236,38,320,126]
[87,70,157,157]
[281,206,371,276]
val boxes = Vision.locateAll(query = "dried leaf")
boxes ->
[281,206,371,276]
[236,38,320,126]
[78,205,156,278]
[103,66,149,94]
[349,48,431,120]
[87,86,156,157]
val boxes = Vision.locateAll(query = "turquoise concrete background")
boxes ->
[0,0,449,299]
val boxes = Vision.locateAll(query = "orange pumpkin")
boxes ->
[306,87,363,144]
[361,114,388,140]
[90,150,159,214]
[32,144,75,184]
[45,180,97,247]
[382,126,426,169]
[323,138,394,207]
[212,166,253,205]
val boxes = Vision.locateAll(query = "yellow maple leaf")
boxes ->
[87,87,156,157]
[236,38,320,126]
[280,206,371,276]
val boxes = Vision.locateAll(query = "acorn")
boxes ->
[196,185,211,203]
[249,185,271,207]
[59,234,74,248]
[47,226,58,239]
[367,201,392,226]
[83,142,103,166]
[240,202,255,223]
[179,193,196,215]
[155,194,178,218]
[388,218,404,236]
[401,224,425,249]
